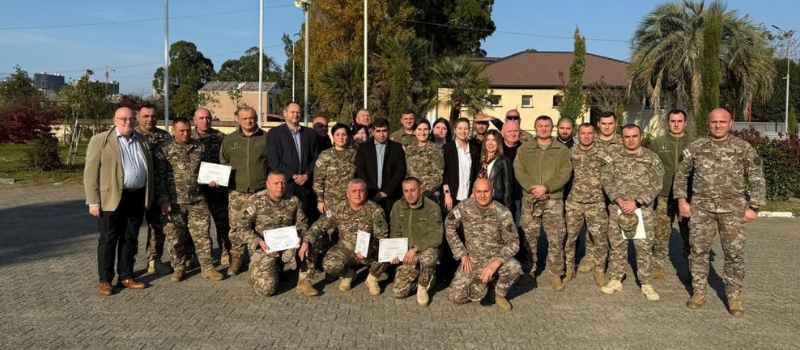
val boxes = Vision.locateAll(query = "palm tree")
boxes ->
[319,58,363,124]
[429,56,493,123]
[378,33,429,129]
[629,0,775,124]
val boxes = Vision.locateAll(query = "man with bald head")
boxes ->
[445,178,521,311]
[313,116,333,155]
[674,108,765,316]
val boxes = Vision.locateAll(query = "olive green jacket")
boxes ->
[219,128,269,193]
[389,197,443,253]
[513,138,573,200]
[650,133,695,197]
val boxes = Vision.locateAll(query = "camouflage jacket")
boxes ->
[313,148,356,205]
[445,198,519,268]
[390,129,416,147]
[405,142,444,194]
[155,139,205,206]
[135,126,171,154]
[568,143,611,204]
[191,128,226,164]
[596,133,623,153]
[306,200,388,252]
[237,193,308,253]
[674,136,766,213]
[601,147,664,206]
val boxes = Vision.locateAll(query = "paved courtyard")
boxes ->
[0,184,798,350]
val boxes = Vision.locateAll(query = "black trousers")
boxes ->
[96,189,145,283]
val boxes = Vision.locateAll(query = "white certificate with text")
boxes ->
[355,230,371,257]
[197,162,231,187]
[263,226,300,253]
[378,238,409,263]
[616,208,647,240]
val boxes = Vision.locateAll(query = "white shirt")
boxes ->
[456,143,471,201]
[117,130,147,190]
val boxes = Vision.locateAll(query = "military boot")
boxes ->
[594,270,607,287]
[184,253,199,270]
[147,260,156,274]
[686,294,706,309]
[246,269,255,288]
[417,285,430,307]
[366,274,381,296]
[564,267,576,283]
[728,298,744,317]
[201,269,224,281]
[495,295,512,312]
[228,256,243,276]
[641,284,660,301]
[652,266,665,280]
[517,272,536,287]
[170,269,185,282]
[577,259,595,273]
[550,276,565,292]
[339,268,356,292]
[296,279,319,296]
[600,279,622,294]
[148,259,173,275]
[220,252,230,266]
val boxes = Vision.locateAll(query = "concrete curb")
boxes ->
[759,211,800,218]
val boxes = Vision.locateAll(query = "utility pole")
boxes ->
[363,0,368,109]
[164,0,170,132]
[773,25,796,135]
[292,41,295,102]
[295,0,310,126]
[258,0,265,126]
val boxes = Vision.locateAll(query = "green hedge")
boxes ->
[733,127,800,200]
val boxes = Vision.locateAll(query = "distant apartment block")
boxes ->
[34,72,67,93]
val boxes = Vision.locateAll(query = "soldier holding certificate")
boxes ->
[236,171,319,297]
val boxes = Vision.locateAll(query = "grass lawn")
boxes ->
[0,141,87,184]
[763,200,800,213]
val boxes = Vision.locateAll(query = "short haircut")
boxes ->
[348,178,367,188]
[577,122,595,131]
[557,117,574,127]
[454,117,471,129]
[535,115,553,126]
[356,108,370,117]
[172,117,191,126]
[598,111,617,121]
[402,110,415,116]
[505,109,520,117]
[667,109,687,121]
[237,106,257,118]
[622,124,641,134]
[402,177,421,186]
[331,123,350,136]
[139,103,156,112]
[268,170,286,179]
[284,102,301,111]
[372,118,390,130]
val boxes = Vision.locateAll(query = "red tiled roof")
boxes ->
[481,51,628,88]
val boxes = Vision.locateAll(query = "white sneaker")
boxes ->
[600,279,623,295]
[641,284,660,301]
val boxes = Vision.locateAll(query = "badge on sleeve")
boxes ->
[683,149,692,158]
[246,206,255,216]
[505,224,514,233]
[325,210,332,218]
[316,160,322,167]
[753,156,762,167]
[156,152,164,160]
[453,209,461,219]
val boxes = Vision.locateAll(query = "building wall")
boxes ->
[201,90,275,122]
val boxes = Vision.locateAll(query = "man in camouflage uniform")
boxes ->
[306,179,389,296]
[674,108,765,316]
[134,104,173,275]
[650,109,694,278]
[514,116,572,291]
[191,108,231,265]
[390,111,416,148]
[389,177,443,306]
[236,171,319,297]
[564,123,609,287]
[154,118,223,282]
[446,179,521,311]
[599,124,663,301]
[220,107,269,275]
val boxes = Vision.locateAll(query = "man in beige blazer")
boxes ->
[84,107,154,296]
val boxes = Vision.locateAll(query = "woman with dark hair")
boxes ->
[432,118,452,148]
[477,130,513,208]
[350,124,369,148]
[405,119,444,203]
[314,123,357,214]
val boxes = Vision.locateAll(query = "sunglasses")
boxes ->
[506,116,520,120]
[475,121,489,126]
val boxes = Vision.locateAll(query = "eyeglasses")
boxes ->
[115,118,135,124]
[475,121,489,126]
[506,115,520,120]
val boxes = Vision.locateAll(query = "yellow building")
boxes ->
[198,81,281,122]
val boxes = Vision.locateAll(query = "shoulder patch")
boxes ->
[316,160,322,167]
[155,152,164,160]
[683,149,691,158]
[325,210,332,218]
[505,224,514,233]
[753,156,762,167]
[447,212,455,221]
[246,206,255,215]
[604,156,613,163]
[453,209,461,219]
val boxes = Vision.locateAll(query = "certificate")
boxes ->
[197,162,231,187]
[263,226,300,253]
[354,230,371,257]
[616,208,646,240]
[378,238,409,263]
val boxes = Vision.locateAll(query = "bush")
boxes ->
[24,136,62,171]
[733,127,800,200]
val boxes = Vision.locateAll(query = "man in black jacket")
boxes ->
[267,103,318,220]
[355,118,407,221]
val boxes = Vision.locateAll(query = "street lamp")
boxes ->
[295,0,310,126]
[258,0,265,125]
[363,0,368,109]
[772,24,795,136]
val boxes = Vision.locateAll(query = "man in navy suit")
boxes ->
[267,102,318,220]
[355,118,407,221]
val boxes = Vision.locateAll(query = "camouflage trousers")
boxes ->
[228,191,251,259]
[249,247,317,297]
[322,244,388,278]
[654,195,690,267]
[144,204,165,261]
[205,187,231,256]
[607,204,655,285]
[565,200,608,272]
[688,209,746,299]
[519,198,567,277]
[392,248,438,298]
[164,201,213,271]
[448,258,522,303]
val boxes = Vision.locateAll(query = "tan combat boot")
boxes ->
[564,267,576,283]
[495,295,512,312]
[366,274,381,296]
[686,294,706,309]
[170,269,185,282]
[338,268,356,292]
[246,269,255,287]
[641,284,660,301]
[728,298,744,317]
[148,259,172,275]
[416,285,430,307]
[600,279,622,294]
[593,270,607,287]
[201,269,224,281]
[550,276,565,292]
[220,252,230,266]
[577,259,595,273]
[517,272,536,286]
[228,256,243,276]
[296,279,319,296]
[147,260,156,274]
[652,266,665,280]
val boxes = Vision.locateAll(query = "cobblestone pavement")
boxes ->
[1,184,798,350]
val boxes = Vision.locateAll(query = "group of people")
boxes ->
[84,102,765,316]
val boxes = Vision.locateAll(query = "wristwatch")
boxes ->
[748,206,760,213]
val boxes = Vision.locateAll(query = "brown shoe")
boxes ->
[550,276,565,292]
[564,267,576,283]
[120,278,145,289]
[99,282,113,296]
[229,256,243,276]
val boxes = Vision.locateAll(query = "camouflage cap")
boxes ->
[467,276,489,302]
[618,212,639,239]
